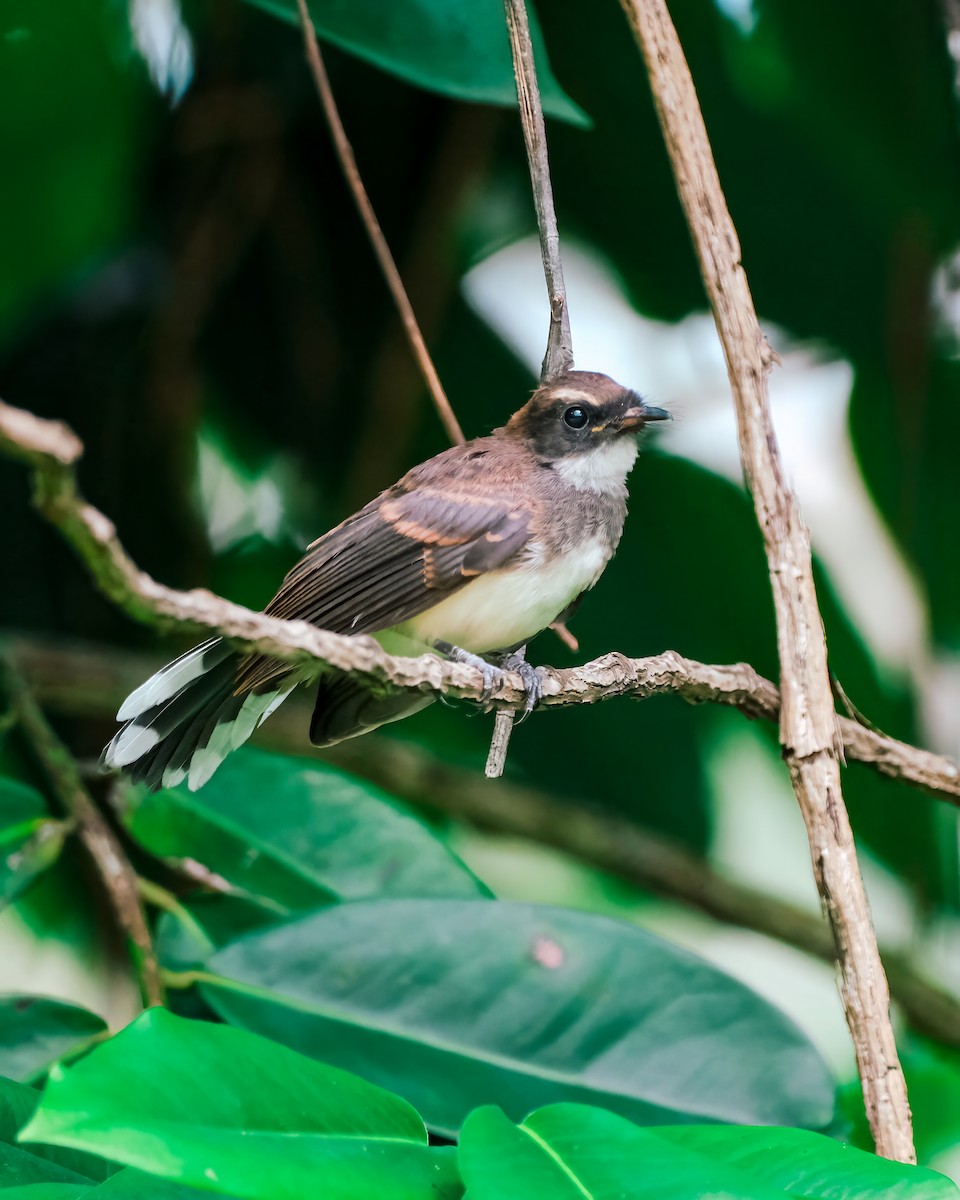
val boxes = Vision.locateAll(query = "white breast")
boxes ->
[553,438,638,495]
[397,537,611,654]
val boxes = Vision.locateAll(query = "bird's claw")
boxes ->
[498,653,546,720]
[434,641,545,716]
[434,641,503,709]
[478,661,504,708]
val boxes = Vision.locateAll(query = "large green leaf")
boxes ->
[0,779,68,908]
[200,899,837,1135]
[653,1124,959,1199]
[0,1000,106,1085]
[21,1009,460,1200]
[119,748,487,912]
[245,0,586,125]
[458,1103,959,1199]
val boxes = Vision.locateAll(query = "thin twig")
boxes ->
[137,877,216,955]
[1,662,164,1008]
[488,0,575,778]
[292,0,464,448]
[619,0,914,1160]
[9,636,958,1049]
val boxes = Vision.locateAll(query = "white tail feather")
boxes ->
[180,679,299,792]
[105,721,161,768]
[117,638,229,721]
[105,639,299,791]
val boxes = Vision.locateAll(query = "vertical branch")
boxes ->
[487,0,574,778]
[503,0,574,379]
[293,0,465,447]
[618,0,914,1162]
[2,664,164,1009]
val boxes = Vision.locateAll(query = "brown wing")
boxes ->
[234,474,531,692]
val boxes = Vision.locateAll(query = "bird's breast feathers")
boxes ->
[552,436,638,495]
[396,535,611,654]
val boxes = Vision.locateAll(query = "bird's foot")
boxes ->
[495,652,546,720]
[434,642,545,717]
[434,641,504,708]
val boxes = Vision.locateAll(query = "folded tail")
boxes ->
[309,675,433,747]
[102,638,297,791]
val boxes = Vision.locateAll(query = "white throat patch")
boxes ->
[553,437,639,495]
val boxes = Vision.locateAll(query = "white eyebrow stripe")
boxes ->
[546,388,596,404]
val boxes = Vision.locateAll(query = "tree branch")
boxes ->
[2,399,959,801]
[1,661,163,1008]
[503,0,573,379]
[8,636,960,1051]
[619,0,914,1159]
[292,0,465,448]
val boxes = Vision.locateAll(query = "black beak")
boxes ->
[620,405,672,431]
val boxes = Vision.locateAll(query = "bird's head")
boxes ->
[503,370,670,463]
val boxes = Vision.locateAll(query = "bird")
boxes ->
[102,370,669,791]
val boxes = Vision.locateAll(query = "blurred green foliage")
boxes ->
[1,0,960,1188]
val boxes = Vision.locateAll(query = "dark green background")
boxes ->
[1,0,959,1178]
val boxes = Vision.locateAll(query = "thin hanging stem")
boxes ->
[293,0,464,446]
[503,0,573,379]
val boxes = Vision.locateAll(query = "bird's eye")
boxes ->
[563,406,588,429]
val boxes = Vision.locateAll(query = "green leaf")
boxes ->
[0,780,48,828]
[200,899,837,1135]
[0,780,68,908]
[154,893,278,971]
[0,1142,93,1193]
[245,0,587,126]
[0,999,107,1085]
[119,748,487,911]
[0,1073,116,1188]
[0,1188,91,1199]
[655,1123,960,1199]
[86,1168,244,1198]
[458,1104,960,1200]
[21,1009,461,1200]
[0,1179,218,1200]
